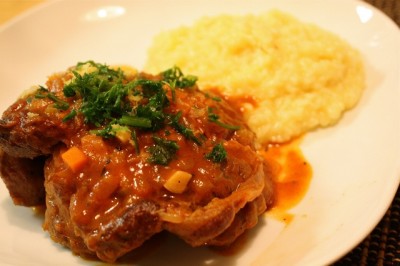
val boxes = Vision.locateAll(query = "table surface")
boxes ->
[0,0,399,265]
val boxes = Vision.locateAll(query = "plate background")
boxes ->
[0,0,399,265]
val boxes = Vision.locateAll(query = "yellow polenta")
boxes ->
[145,11,365,143]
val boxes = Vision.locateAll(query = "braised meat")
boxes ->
[0,152,46,206]
[0,61,274,262]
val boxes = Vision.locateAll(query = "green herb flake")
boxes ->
[169,111,202,145]
[62,109,77,122]
[162,66,198,89]
[131,129,140,154]
[207,107,240,130]
[54,61,206,166]
[135,80,169,131]
[205,92,221,102]
[35,86,70,111]
[147,136,179,165]
[118,115,152,129]
[205,143,227,163]
[62,61,128,126]
[90,122,117,139]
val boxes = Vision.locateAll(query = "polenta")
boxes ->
[145,11,365,143]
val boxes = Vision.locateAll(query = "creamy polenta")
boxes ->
[145,11,365,143]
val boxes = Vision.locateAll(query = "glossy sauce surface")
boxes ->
[227,94,312,213]
[42,73,266,245]
[261,138,312,221]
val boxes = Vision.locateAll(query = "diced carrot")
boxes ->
[61,146,88,173]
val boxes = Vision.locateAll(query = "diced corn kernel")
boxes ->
[163,170,192,194]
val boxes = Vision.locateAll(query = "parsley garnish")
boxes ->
[169,111,202,145]
[61,62,201,147]
[63,62,128,126]
[35,86,70,111]
[205,92,221,102]
[89,122,118,138]
[162,66,197,102]
[207,107,240,130]
[62,109,77,122]
[118,115,152,129]
[205,143,227,163]
[131,129,140,154]
[62,61,175,134]
[34,61,242,166]
[162,66,198,89]
[147,136,179,165]
[135,80,169,131]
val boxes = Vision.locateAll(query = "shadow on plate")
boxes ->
[0,194,268,266]
[0,197,44,233]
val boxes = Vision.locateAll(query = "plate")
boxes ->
[0,0,399,265]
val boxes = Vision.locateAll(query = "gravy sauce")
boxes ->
[260,138,312,223]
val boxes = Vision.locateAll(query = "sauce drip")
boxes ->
[226,93,312,222]
[213,138,312,256]
[261,138,312,210]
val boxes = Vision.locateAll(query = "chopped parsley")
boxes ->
[89,122,119,139]
[205,143,227,163]
[34,61,242,166]
[205,92,221,102]
[135,80,169,131]
[131,129,140,154]
[161,66,197,102]
[62,109,77,122]
[35,86,70,111]
[147,136,179,165]
[118,115,152,129]
[207,107,240,130]
[62,61,174,135]
[63,61,129,126]
[169,111,202,145]
[162,66,198,89]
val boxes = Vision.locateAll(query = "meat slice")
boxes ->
[0,62,274,263]
[0,100,63,158]
[0,74,83,159]
[0,151,46,206]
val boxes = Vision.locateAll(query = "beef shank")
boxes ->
[0,61,274,262]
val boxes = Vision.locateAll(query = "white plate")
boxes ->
[0,0,399,265]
